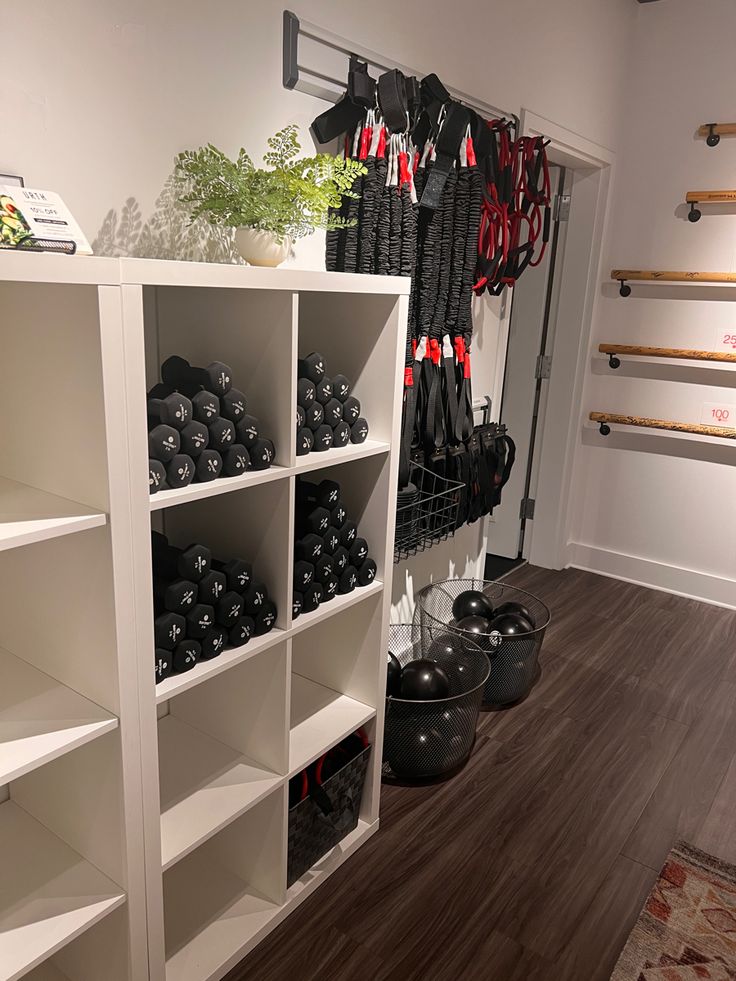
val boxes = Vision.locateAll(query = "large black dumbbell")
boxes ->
[332,421,351,448]
[242,580,268,616]
[331,374,351,403]
[314,554,334,585]
[212,557,252,593]
[295,534,323,563]
[191,391,220,424]
[208,418,235,452]
[149,460,166,494]
[179,421,209,457]
[195,449,223,483]
[294,561,314,592]
[339,520,358,548]
[162,356,233,397]
[313,425,333,452]
[165,454,195,489]
[298,506,331,537]
[357,557,378,586]
[338,565,358,594]
[296,428,313,456]
[155,650,172,683]
[154,612,186,651]
[349,537,369,567]
[254,600,277,636]
[153,577,198,614]
[186,604,215,639]
[172,639,200,673]
[297,378,316,410]
[302,582,323,613]
[152,534,212,581]
[229,615,255,647]
[332,545,349,574]
[322,527,340,556]
[148,392,193,431]
[292,592,303,619]
[298,352,326,385]
[200,626,226,661]
[315,376,333,405]
[298,479,340,511]
[249,438,275,470]
[149,425,180,462]
[220,389,247,424]
[332,503,347,528]
[323,398,343,428]
[198,569,227,605]
[342,396,361,426]
[236,416,259,448]
[223,445,249,477]
[351,418,369,444]
[215,591,244,628]
[322,574,339,602]
[305,402,324,432]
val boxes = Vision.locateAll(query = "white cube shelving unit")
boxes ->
[1,252,408,981]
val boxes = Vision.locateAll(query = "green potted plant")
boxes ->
[175,125,366,267]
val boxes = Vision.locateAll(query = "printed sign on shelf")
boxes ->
[700,402,736,428]
[713,328,736,352]
[0,185,92,254]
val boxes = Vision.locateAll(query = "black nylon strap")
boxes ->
[442,346,460,445]
[312,95,363,145]
[378,69,408,133]
[420,102,469,210]
[348,59,376,107]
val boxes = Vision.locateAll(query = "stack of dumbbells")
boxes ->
[153,531,277,683]
[148,356,275,494]
[296,352,370,456]
[292,478,378,618]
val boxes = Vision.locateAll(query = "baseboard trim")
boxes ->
[567,542,736,611]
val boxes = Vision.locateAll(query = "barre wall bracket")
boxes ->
[617,279,631,297]
[688,201,702,222]
[607,353,621,369]
[706,123,720,148]
[598,422,611,436]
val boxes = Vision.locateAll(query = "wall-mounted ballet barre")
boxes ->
[599,344,736,369]
[611,269,736,296]
[685,189,736,223]
[589,411,736,439]
[698,122,736,148]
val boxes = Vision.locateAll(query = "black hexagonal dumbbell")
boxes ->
[332,421,351,448]
[154,611,185,651]
[351,418,369,444]
[292,592,303,620]
[338,565,358,594]
[148,391,193,431]
[161,356,233,397]
[208,418,235,452]
[249,438,275,470]
[153,577,198,615]
[302,582,323,613]
[200,626,227,661]
[298,479,340,511]
[215,591,244,628]
[331,545,349,574]
[165,454,195,489]
[314,554,334,585]
[179,421,209,458]
[155,650,173,683]
[212,557,252,593]
[191,390,220,424]
[293,561,314,593]
[223,444,250,477]
[349,537,369,567]
[220,388,247,424]
[342,396,361,426]
[305,402,324,432]
[186,604,215,639]
[322,527,340,556]
[313,425,333,452]
[149,459,166,494]
[298,352,326,385]
[236,415,259,448]
[149,424,180,463]
[172,639,200,673]
[242,580,268,617]
[323,398,343,428]
[315,376,333,405]
[298,506,331,537]
[152,533,211,581]
[229,615,255,647]
[198,569,227,606]
[195,449,223,483]
[357,556,377,586]
[297,378,316,411]
[254,600,277,636]
[339,520,358,548]
[332,503,347,529]
[296,405,306,430]
[322,574,339,602]
[295,534,323,563]
[296,428,313,456]
[331,374,351,403]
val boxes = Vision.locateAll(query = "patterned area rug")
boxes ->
[611,841,736,980]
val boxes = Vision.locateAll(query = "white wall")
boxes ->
[569,0,736,608]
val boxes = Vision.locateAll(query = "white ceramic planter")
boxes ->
[234,227,291,267]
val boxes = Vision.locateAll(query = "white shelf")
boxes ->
[154,628,287,705]
[289,675,375,776]
[23,962,73,981]
[292,439,390,473]
[0,801,126,981]
[158,715,282,871]
[290,580,384,636]
[149,466,289,512]
[0,477,106,552]
[0,251,120,286]
[0,647,118,784]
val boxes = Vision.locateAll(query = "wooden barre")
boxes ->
[698,122,736,142]
[612,269,736,284]
[590,412,736,439]
[599,344,736,364]
[686,190,736,204]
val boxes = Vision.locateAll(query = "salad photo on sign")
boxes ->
[0,194,32,247]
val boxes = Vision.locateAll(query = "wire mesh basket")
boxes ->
[394,463,464,563]
[415,579,551,708]
[383,623,490,781]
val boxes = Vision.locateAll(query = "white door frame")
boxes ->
[517,110,616,570]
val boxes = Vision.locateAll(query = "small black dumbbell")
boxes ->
[305,402,324,432]
[342,396,361,426]
[229,615,255,647]
[220,389,247,424]
[154,612,186,651]
[165,454,195,489]
[339,520,358,548]
[323,398,343,428]
[298,479,340,510]
[297,378,316,410]
[155,650,173,683]
[294,561,314,592]
[302,582,323,613]
[179,421,209,457]
[172,639,201,673]
[186,604,215,638]
[298,352,326,384]
[357,557,378,586]
[331,374,351,402]
[322,574,339,602]
[292,592,303,619]
[296,405,306,430]
[254,600,277,636]
[249,438,275,470]
[149,460,166,494]
[215,591,244,628]
[332,421,351,448]
[315,376,333,405]
[296,428,313,456]
[295,534,323,563]
[322,527,340,555]
[148,392,193,430]
[332,503,347,529]
[162,356,233,397]
[149,425,180,462]
[349,537,369,567]
[243,580,268,616]
[236,415,259,448]
[208,418,235,451]
[313,425,333,452]
[153,578,198,614]
[223,444,250,477]
[195,449,223,482]
[191,390,220,424]
[338,565,358,594]
[332,545,349,574]
[299,506,331,536]
[314,554,334,585]
[198,569,227,605]
[213,557,252,593]
[351,418,369,444]
[200,626,227,661]
[152,536,211,581]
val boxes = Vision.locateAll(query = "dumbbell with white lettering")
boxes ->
[297,479,341,511]
[153,577,198,615]
[152,533,211,581]
[161,356,233,398]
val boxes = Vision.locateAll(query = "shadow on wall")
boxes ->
[92,173,240,263]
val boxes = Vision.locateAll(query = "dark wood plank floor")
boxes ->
[227,566,736,981]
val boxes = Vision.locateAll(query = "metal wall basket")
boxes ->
[415,579,551,708]
[383,623,490,781]
[394,463,463,563]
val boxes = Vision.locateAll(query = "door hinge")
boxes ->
[519,498,536,520]
[535,354,552,379]
[553,193,571,222]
